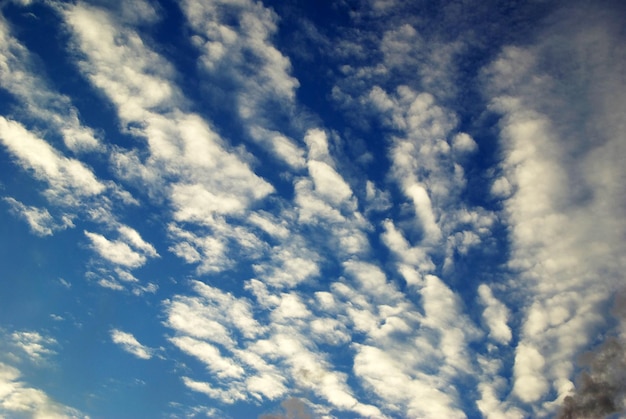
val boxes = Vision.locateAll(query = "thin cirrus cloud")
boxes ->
[0,0,624,418]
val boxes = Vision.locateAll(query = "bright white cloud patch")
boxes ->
[0,362,86,418]
[0,117,105,201]
[84,231,148,269]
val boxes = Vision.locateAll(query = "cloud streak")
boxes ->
[110,329,153,360]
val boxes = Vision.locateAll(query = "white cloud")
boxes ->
[490,177,513,199]
[3,197,73,236]
[353,344,465,418]
[253,245,320,288]
[60,3,276,287]
[478,284,512,345]
[164,280,264,349]
[170,336,244,379]
[452,133,477,154]
[247,211,290,240]
[10,331,57,363]
[182,376,246,404]
[0,15,101,152]
[179,0,302,166]
[512,343,548,403]
[307,160,353,206]
[117,225,159,258]
[0,362,86,418]
[294,178,346,224]
[110,329,152,360]
[0,117,105,202]
[84,231,147,269]
[303,129,331,163]
[404,182,441,243]
[248,126,306,170]
[271,292,311,322]
[481,2,626,412]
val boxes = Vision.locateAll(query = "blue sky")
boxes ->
[0,0,625,418]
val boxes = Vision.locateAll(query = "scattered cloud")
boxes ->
[110,329,153,360]
[10,331,57,363]
[0,0,624,417]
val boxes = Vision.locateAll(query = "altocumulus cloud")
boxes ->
[0,0,624,417]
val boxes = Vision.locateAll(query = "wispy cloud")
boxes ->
[180,0,304,169]
[0,117,105,203]
[10,330,57,363]
[3,197,73,236]
[0,13,101,152]
[0,328,85,418]
[110,329,153,360]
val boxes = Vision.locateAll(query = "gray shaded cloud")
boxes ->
[259,397,313,419]
[558,292,626,419]
[558,337,626,419]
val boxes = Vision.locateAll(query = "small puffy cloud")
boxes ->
[452,132,477,154]
[271,292,311,323]
[405,183,441,243]
[84,225,158,272]
[513,343,549,403]
[364,180,392,213]
[110,329,152,360]
[491,177,513,199]
[303,129,331,162]
[478,284,512,345]
[353,344,464,418]
[0,16,102,153]
[253,245,320,288]
[307,160,353,206]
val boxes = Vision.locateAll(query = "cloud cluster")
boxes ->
[0,0,624,417]
[481,1,626,414]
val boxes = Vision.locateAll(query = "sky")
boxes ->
[0,0,625,418]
